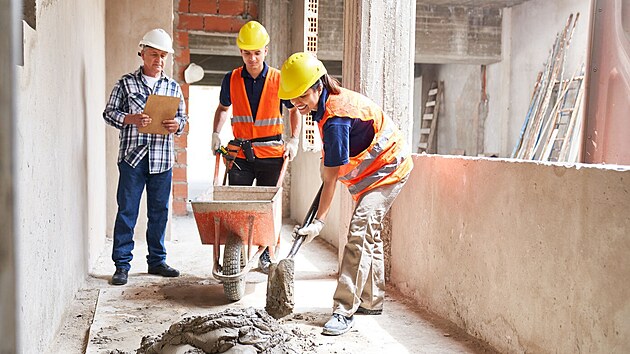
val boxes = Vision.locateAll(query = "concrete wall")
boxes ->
[416,4,502,64]
[430,0,591,157]
[435,64,481,155]
[317,0,344,61]
[391,154,630,353]
[104,0,174,240]
[15,1,106,351]
[487,0,591,157]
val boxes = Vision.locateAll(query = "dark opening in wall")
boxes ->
[18,0,36,66]
[23,0,36,29]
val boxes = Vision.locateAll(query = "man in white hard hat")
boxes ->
[103,28,187,286]
[211,21,301,274]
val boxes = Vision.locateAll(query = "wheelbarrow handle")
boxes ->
[287,183,323,258]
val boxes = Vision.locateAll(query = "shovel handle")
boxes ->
[287,183,323,258]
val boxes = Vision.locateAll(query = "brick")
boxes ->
[204,15,246,33]
[218,0,245,16]
[173,166,187,180]
[174,30,189,49]
[178,14,204,30]
[173,182,188,197]
[247,2,258,19]
[190,0,217,14]
[176,149,188,164]
[172,200,188,216]
[180,83,189,98]
[177,0,189,13]
[175,133,188,146]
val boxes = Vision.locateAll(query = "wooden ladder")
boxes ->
[417,81,443,154]
[539,71,584,162]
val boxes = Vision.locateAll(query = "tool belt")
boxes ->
[230,134,282,163]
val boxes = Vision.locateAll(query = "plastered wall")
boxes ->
[391,154,630,353]
[15,1,106,351]
[489,0,591,157]
[422,0,590,157]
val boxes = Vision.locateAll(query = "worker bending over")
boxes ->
[278,52,413,336]
[211,21,301,274]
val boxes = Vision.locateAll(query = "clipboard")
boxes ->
[138,94,181,135]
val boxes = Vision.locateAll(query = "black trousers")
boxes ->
[228,157,284,187]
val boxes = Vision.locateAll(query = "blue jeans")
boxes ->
[112,156,172,271]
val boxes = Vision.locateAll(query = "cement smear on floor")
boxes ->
[64,216,499,354]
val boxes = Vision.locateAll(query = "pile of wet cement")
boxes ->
[111,307,308,354]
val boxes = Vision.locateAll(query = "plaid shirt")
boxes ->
[103,67,187,174]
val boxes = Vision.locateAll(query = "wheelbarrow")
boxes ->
[191,153,288,301]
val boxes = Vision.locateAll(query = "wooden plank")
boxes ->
[425,101,436,107]
[423,113,433,120]
[428,88,438,95]
[420,128,431,134]
[418,142,428,149]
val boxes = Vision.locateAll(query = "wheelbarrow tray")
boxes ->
[191,185,283,248]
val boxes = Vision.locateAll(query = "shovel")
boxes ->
[265,184,323,319]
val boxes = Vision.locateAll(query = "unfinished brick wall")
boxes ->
[172,0,259,215]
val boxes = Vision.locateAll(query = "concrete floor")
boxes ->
[48,215,499,353]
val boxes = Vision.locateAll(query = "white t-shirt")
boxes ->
[143,74,159,90]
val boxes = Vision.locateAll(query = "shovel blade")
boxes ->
[265,258,295,319]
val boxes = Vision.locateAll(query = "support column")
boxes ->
[341,0,416,272]
[259,0,293,69]
[0,0,18,352]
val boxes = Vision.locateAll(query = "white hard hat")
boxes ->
[139,28,174,53]
[184,63,205,84]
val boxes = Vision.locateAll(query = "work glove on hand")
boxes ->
[294,219,325,244]
[284,137,299,161]
[212,132,221,152]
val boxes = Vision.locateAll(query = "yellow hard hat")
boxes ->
[236,21,270,50]
[278,52,327,100]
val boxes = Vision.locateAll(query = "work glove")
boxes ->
[294,219,325,244]
[212,132,221,152]
[284,137,299,161]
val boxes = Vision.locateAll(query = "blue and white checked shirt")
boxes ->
[103,67,187,174]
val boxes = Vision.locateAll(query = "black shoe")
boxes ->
[148,263,180,277]
[356,306,382,315]
[111,268,128,285]
[258,248,271,274]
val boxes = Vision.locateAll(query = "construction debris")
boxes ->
[512,13,585,162]
[113,307,300,354]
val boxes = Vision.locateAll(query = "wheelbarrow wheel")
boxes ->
[223,232,246,301]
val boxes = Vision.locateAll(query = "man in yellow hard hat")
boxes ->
[211,21,301,273]
[103,28,187,285]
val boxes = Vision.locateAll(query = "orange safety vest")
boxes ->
[319,88,413,200]
[230,66,285,159]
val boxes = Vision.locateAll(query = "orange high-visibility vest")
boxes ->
[230,66,284,159]
[319,88,413,200]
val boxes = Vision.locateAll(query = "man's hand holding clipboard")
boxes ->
[138,94,181,135]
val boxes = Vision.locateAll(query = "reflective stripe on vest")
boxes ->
[319,88,413,200]
[230,67,285,159]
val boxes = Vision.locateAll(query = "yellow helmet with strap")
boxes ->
[236,21,270,50]
[278,52,327,100]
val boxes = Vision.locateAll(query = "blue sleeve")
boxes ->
[322,118,351,167]
[219,72,231,107]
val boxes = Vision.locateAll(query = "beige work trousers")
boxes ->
[332,174,409,316]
